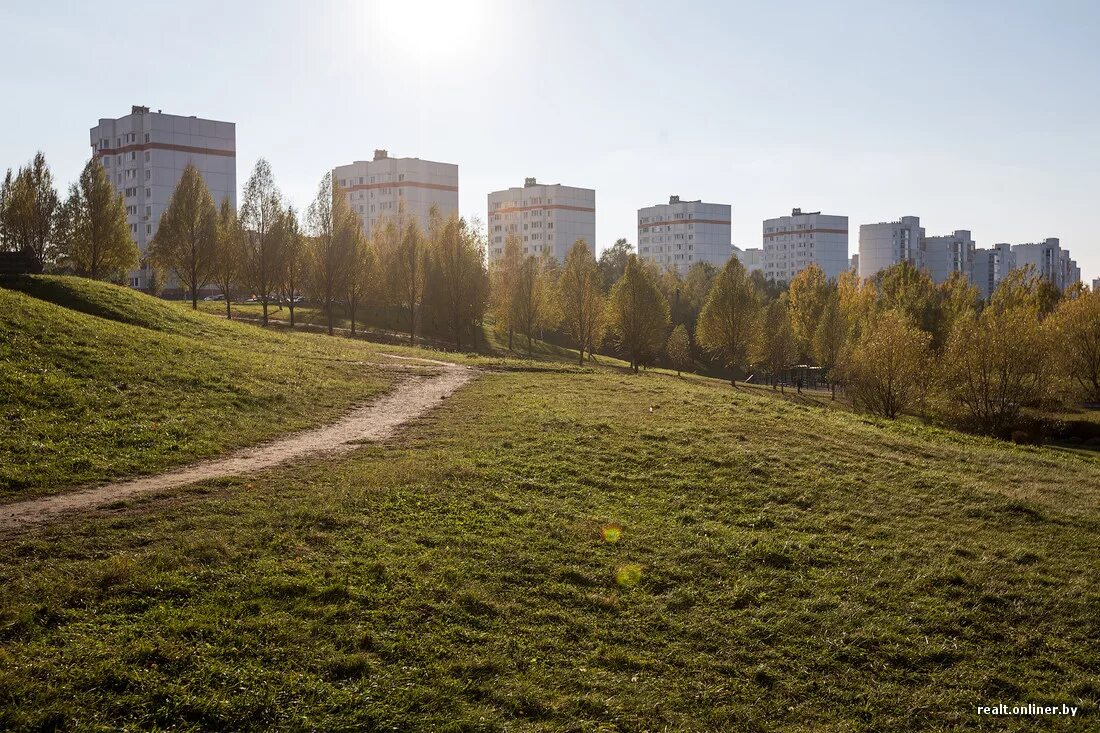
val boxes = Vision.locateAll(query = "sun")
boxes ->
[371,0,486,64]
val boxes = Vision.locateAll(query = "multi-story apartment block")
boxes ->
[857,215,924,281]
[763,208,849,282]
[971,243,1015,299]
[735,246,763,275]
[1092,277,1100,293]
[1011,238,1079,290]
[637,196,733,275]
[90,106,236,290]
[923,229,976,284]
[487,178,595,263]
[334,150,458,240]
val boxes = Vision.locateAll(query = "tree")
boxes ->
[939,305,1051,434]
[143,255,167,297]
[843,310,931,419]
[430,215,490,350]
[991,266,1061,317]
[598,237,633,291]
[665,324,692,376]
[0,152,60,266]
[558,239,605,364]
[148,164,217,309]
[1049,289,1100,402]
[239,159,283,325]
[341,215,368,336]
[937,270,980,347]
[212,197,244,319]
[306,173,352,336]
[696,256,760,385]
[56,158,138,280]
[787,264,830,358]
[388,216,426,344]
[874,261,939,336]
[752,296,797,391]
[812,293,848,399]
[275,206,307,328]
[606,255,670,371]
[490,233,523,351]
[512,255,555,355]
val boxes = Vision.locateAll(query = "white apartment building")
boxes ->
[736,247,763,275]
[1011,238,1080,290]
[1093,277,1100,292]
[637,196,733,275]
[334,150,458,240]
[487,178,595,263]
[971,243,1015,300]
[923,229,976,284]
[858,216,924,280]
[90,106,236,290]
[763,208,849,282]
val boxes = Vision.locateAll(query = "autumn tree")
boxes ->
[275,206,307,327]
[240,159,283,325]
[306,173,352,336]
[874,261,939,335]
[843,310,931,419]
[1049,288,1100,402]
[606,255,670,371]
[388,216,427,344]
[212,197,244,319]
[148,164,217,308]
[812,292,848,399]
[787,264,830,358]
[558,239,605,364]
[598,237,633,291]
[696,256,760,385]
[0,152,60,266]
[428,214,489,350]
[665,323,692,376]
[753,296,798,390]
[490,233,524,350]
[511,255,558,355]
[937,270,980,346]
[56,158,137,280]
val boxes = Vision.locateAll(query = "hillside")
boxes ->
[1,341,1097,729]
[0,276,393,499]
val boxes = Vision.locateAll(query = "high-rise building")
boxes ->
[858,216,924,280]
[334,150,458,240]
[1092,277,1100,293]
[923,230,976,283]
[1011,238,1079,290]
[762,208,848,282]
[735,246,763,275]
[637,196,733,275]
[487,178,595,263]
[90,105,236,290]
[971,243,1015,299]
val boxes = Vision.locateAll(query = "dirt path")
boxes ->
[0,355,475,534]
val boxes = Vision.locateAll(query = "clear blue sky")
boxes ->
[3,0,1098,280]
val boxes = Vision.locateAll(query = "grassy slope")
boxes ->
[0,276,393,500]
[1,367,1097,731]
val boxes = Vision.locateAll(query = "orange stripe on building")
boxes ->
[95,142,235,158]
[344,181,458,193]
[490,204,595,215]
[638,218,731,229]
[763,228,848,239]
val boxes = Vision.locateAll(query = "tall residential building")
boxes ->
[762,208,849,282]
[735,247,763,275]
[971,243,1015,299]
[487,178,595,263]
[858,216,924,281]
[637,196,733,275]
[923,229,976,283]
[334,150,458,240]
[90,105,236,290]
[1093,277,1100,293]
[1011,238,1079,290]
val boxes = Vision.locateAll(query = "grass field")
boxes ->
[2,354,1098,730]
[0,276,395,499]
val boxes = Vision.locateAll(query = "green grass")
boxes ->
[0,276,395,499]
[2,365,1097,730]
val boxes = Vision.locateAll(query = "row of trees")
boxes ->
[1,152,139,278]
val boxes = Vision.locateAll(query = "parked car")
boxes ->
[203,294,225,302]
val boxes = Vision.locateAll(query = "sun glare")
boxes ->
[372,0,486,63]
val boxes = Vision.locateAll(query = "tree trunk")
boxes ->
[191,290,198,310]
[262,300,269,326]
[578,347,585,366]
[409,306,416,345]
[225,298,231,320]
[327,304,334,336]
[831,382,837,400]
[289,305,295,328]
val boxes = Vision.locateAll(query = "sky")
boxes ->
[2,0,1099,280]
